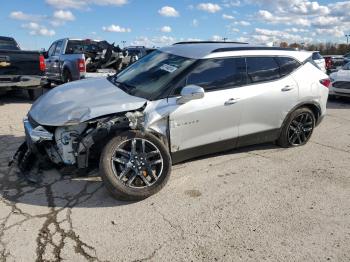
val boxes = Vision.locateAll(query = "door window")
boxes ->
[53,41,63,56]
[246,57,280,83]
[47,43,57,57]
[179,58,247,92]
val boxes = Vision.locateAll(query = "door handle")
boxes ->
[281,85,295,92]
[224,98,240,105]
[54,60,59,63]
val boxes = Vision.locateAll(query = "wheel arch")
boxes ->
[281,101,321,130]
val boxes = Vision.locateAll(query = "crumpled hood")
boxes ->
[29,77,147,126]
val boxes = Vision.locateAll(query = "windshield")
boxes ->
[110,50,195,100]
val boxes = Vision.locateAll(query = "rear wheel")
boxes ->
[277,107,315,148]
[100,131,171,201]
[62,69,73,83]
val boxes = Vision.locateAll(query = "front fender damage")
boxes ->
[11,100,179,183]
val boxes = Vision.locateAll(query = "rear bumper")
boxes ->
[0,75,47,90]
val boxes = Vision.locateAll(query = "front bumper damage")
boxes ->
[10,112,138,183]
[9,118,54,183]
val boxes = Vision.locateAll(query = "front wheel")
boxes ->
[100,131,171,201]
[277,107,316,148]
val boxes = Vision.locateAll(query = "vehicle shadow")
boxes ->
[0,134,134,208]
[327,97,350,109]
[0,133,280,209]
[0,90,33,105]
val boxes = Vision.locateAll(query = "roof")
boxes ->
[159,42,311,62]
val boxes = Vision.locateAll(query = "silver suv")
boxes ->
[15,42,330,200]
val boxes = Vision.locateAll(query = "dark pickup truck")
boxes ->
[0,36,46,100]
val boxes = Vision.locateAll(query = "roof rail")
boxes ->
[173,41,249,45]
[211,46,297,53]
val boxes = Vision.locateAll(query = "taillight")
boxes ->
[77,58,86,73]
[39,54,45,71]
[320,78,331,88]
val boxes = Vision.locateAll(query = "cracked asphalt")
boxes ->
[0,92,350,262]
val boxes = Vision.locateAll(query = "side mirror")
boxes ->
[43,51,48,59]
[177,85,205,105]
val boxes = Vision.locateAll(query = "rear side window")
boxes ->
[276,57,301,77]
[312,52,323,60]
[185,58,247,91]
[246,57,280,83]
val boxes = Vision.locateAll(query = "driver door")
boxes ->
[169,57,247,161]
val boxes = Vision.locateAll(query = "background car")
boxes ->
[329,62,350,98]
[324,55,345,74]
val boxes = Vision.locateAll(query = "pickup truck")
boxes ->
[0,36,46,100]
[44,38,124,84]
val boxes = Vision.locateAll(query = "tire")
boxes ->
[277,107,316,148]
[100,130,171,201]
[62,69,73,83]
[27,88,43,101]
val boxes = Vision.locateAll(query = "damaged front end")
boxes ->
[10,111,143,182]
[10,103,170,183]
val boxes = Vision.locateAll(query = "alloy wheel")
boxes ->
[111,138,164,189]
[287,112,314,146]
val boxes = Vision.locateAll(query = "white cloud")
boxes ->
[234,21,250,26]
[45,0,128,9]
[102,24,131,33]
[222,14,234,20]
[158,6,179,17]
[53,10,75,21]
[160,26,172,33]
[316,28,344,38]
[9,11,45,21]
[211,35,223,41]
[257,10,311,26]
[197,3,222,13]
[251,27,312,43]
[222,0,241,8]
[131,36,176,47]
[22,22,55,36]
[50,10,75,26]
[192,19,199,27]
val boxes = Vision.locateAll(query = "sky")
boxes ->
[0,0,348,50]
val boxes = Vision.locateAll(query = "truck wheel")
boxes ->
[63,70,73,83]
[27,88,43,101]
[277,107,315,148]
[100,131,171,201]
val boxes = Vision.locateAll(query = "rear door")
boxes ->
[45,42,57,79]
[169,57,247,154]
[236,56,300,146]
[50,40,64,80]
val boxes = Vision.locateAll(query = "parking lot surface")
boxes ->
[0,93,349,262]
